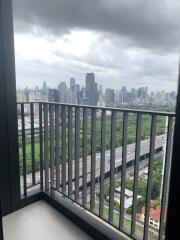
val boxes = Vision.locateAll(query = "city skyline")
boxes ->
[15,64,179,93]
[16,71,178,94]
[17,72,176,108]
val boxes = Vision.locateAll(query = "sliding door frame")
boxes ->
[0,0,20,215]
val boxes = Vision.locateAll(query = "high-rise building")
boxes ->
[29,89,41,102]
[67,89,72,104]
[98,84,103,106]
[77,89,84,105]
[24,87,30,102]
[115,90,121,104]
[67,78,77,104]
[85,73,97,106]
[105,88,115,106]
[29,88,42,115]
[41,81,48,101]
[70,78,75,90]
[58,82,67,103]
[48,89,59,102]
[145,86,148,99]
[131,88,137,99]
[121,86,127,103]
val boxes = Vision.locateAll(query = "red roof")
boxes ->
[149,207,161,221]
[142,206,167,222]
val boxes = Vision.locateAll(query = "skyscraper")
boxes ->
[105,88,115,106]
[98,84,103,106]
[41,81,48,101]
[48,89,59,102]
[85,73,97,106]
[68,78,77,104]
[58,82,67,103]
[121,86,127,103]
[70,78,75,90]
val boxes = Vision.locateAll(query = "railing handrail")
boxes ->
[17,101,176,117]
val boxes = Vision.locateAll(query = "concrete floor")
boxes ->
[2,200,93,240]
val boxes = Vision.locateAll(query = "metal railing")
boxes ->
[17,102,175,240]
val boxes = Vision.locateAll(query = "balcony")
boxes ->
[3,200,93,240]
[0,0,179,238]
[2,102,174,240]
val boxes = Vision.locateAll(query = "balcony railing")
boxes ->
[17,102,175,240]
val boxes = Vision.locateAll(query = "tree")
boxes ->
[113,181,120,189]
[127,207,132,214]
[151,179,161,199]
[137,197,146,213]
[104,184,109,199]
[114,200,120,210]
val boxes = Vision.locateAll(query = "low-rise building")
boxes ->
[114,187,142,209]
[141,204,167,229]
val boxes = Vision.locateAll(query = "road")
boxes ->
[22,134,166,191]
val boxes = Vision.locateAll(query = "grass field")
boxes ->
[18,113,166,174]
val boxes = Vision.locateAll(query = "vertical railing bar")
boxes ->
[68,106,73,197]
[119,112,128,229]
[131,113,142,236]
[49,104,55,187]
[39,103,43,191]
[75,107,80,201]
[55,105,60,189]
[109,110,116,223]
[90,108,96,212]
[61,105,66,193]
[143,114,156,240]
[30,103,35,185]
[82,108,88,206]
[159,116,173,240]
[44,103,49,191]
[99,110,106,218]
[21,103,27,196]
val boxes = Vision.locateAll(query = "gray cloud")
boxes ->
[13,0,179,92]
[13,0,180,52]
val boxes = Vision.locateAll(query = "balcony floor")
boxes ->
[2,200,93,240]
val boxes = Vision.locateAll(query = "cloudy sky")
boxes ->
[13,0,180,92]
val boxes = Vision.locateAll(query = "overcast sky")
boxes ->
[13,0,180,92]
